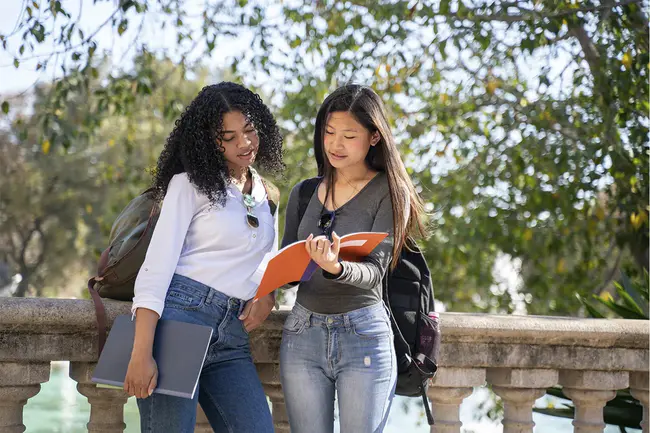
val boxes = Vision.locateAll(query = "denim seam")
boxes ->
[146,394,154,433]
[201,384,235,433]
[216,304,232,346]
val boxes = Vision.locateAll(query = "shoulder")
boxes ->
[165,172,201,204]
[289,176,321,199]
[168,172,192,190]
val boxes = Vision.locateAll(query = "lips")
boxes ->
[329,152,346,159]
[237,148,256,160]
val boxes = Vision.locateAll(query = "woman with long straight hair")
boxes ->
[279,84,427,433]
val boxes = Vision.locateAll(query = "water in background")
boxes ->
[24,362,639,432]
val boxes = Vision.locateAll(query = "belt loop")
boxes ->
[343,314,351,331]
[238,300,247,317]
[206,289,214,305]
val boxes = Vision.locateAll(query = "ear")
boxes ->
[370,132,380,146]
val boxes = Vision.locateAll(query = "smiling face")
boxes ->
[218,110,259,173]
[323,111,378,171]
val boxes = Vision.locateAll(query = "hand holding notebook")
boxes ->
[92,315,212,399]
[253,231,388,301]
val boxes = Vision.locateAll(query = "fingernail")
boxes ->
[239,315,245,320]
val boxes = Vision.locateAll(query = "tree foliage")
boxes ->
[1,1,647,314]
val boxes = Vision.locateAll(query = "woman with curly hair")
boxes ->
[123,81,283,432]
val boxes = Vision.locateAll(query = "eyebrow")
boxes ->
[326,125,358,132]
[223,122,253,134]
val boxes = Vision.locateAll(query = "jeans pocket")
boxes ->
[165,285,205,311]
[352,317,392,339]
[282,314,307,335]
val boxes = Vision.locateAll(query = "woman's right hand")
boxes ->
[124,350,158,399]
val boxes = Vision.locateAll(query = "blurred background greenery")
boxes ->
[1,0,647,317]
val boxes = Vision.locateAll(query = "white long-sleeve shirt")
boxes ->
[131,170,278,318]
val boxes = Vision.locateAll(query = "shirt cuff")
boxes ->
[131,300,164,320]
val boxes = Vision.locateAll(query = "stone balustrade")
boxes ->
[0,297,647,433]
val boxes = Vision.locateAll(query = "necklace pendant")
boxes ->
[243,194,255,208]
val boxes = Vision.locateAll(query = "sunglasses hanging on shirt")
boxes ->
[242,194,260,229]
[318,210,336,240]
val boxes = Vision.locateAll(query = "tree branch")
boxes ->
[568,25,602,76]
[446,0,643,23]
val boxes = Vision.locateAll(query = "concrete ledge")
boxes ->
[1,298,647,347]
[0,297,648,372]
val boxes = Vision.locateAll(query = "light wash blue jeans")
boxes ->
[136,274,273,433]
[280,302,397,433]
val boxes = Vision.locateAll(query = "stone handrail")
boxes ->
[0,297,648,433]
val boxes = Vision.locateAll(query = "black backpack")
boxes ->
[296,177,440,425]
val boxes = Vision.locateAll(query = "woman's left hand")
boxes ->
[305,232,342,276]
[239,294,275,332]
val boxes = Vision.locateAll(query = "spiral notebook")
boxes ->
[92,314,213,399]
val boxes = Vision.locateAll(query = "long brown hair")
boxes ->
[313,85,427,269]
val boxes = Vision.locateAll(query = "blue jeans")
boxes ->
[137,274,273,433]
[280,302,397,433]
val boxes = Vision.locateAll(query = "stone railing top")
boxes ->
[0,297,647,349]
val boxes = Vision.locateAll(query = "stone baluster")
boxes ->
[195,404,213,432]
[560,370,629,433]
[264,384,289,433]
[427,367,486,433]
[257,363,289,433]
[630,372,649,433]
[487,368,558,433]
[69,362,129,433]
[0,362,50,433]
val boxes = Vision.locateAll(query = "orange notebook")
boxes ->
[253,232,388,301]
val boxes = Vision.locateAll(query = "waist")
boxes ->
[169,273,247,310]
[290,301,388,327]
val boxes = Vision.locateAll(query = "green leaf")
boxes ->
[13,58,19,68]
[440,0,450,15]
[1,101,9,114]
[117,19,128,36]
[616,286,646,317]
[577,294,605,318]
[592,295,648,320]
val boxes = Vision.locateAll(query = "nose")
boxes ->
[327,133,342,148]
[237,132,252,148]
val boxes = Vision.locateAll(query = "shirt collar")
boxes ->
[228,167,266,204]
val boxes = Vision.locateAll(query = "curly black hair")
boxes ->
[152,82,284,205]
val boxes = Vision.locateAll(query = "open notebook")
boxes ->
[92,314,213,399]
[253,231,388,301]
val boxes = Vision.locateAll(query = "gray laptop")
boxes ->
[92,314,213,399]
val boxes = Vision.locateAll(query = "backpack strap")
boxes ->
[297,177,321,223]
[88,277,107,355]
[260,177,280,216]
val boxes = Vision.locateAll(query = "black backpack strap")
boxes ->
[382,272,412,369]
[297,177,321,223]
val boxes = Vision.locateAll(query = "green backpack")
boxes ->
[88,178,280,353]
